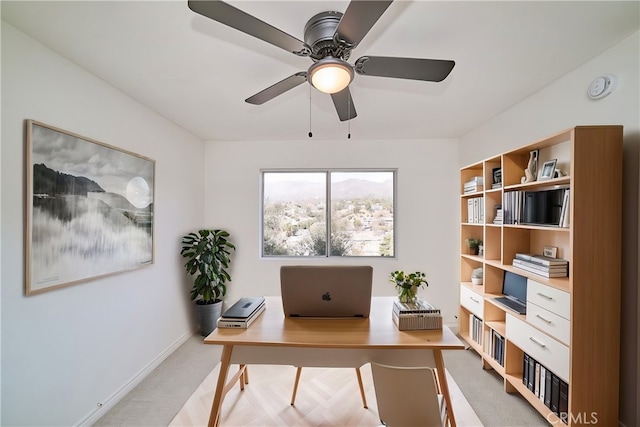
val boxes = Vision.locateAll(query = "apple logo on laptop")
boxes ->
[322,292,332,301]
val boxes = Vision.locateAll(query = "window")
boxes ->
[261,170,395,257]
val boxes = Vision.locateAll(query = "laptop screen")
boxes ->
[280,265,373,318]
[503,271,527,303]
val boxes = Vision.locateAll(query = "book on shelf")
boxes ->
[493,206,503,224]
[514,253,568,266]
[466,197,484,223]
[558,189,570,228]
[522,352,569,421]
[463,176,484,194]
[512,259,567,273]
[513,258,567,270]
[512,262,568,278]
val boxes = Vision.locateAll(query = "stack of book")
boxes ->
[392,299,442,330]
[217,296,266,329]
[523,353,568,423]
[493,205,503,224]
[463,176,483,194]
[512,253,568,278]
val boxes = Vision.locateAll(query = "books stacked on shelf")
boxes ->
[484,329,505,366]
[217,296,266,329]
[392,299,442,330]
[513,253,568,278]
[467,197,484,224]
[523,353,568,424]
[463,176,484,194]
[493,205,503,225]
[469,314,482,346]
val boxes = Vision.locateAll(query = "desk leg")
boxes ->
[208,345,233,427]
[434,349,456,427]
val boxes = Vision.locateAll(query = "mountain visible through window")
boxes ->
[262,170,395,257]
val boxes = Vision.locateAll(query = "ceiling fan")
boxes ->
[187,0,455,121]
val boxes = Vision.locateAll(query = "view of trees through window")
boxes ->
[262,170,395,257]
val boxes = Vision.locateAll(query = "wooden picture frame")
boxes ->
[25,120,155,295]
[538,159,557,181]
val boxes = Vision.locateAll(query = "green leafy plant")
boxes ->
[180,229,235,305]
[466,238,483,254]
[389,270,429,303]
[472,267,483,278]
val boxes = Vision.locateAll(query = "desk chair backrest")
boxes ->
[371,363,447,427]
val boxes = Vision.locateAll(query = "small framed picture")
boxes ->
[539,159,557,181]
[543,246,558,258]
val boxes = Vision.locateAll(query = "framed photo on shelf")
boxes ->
[538,159,557,181]
[25,120,156,295]
[492,167,502,188]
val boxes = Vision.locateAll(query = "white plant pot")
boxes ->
[471,277,483,285]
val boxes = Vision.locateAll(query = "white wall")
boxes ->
[202,139,460,323]
[1,22,206,426]
[459,32,640,427]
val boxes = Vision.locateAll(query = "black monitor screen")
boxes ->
[503,271,527,303]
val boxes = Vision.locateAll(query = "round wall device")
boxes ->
[587,74,617,100]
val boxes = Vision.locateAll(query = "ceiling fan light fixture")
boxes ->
[308,57,354,94]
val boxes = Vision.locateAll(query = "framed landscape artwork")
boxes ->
[25,120,155,295]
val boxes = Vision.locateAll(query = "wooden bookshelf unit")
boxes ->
[458,126,622,426]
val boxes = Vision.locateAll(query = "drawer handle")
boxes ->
[470,296,480,303]
[529,336,547,348]
[537,292,554,300]
[536,314,552,324]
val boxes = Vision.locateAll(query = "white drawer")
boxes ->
[506,314,569,382]
[526,303,570,345]
[527,279,570,320]
[460,286,484,319]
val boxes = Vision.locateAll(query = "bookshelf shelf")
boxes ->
[458,126,622,426]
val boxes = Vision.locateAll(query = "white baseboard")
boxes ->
[77,330,195,426]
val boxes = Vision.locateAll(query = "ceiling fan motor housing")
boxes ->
[303,11,348,60]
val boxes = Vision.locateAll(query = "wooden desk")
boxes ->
[204,296,464,427]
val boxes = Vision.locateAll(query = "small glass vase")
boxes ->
[397,286,418,303]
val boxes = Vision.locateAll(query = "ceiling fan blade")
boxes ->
[331,88,357,121]
[335,1,393,47]
[354,56,455,82]
[245,72,307,105]
[188,0,308,55]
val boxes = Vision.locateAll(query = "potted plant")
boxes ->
[471,267,483,285]
[466,238,483,255]
[389,270,429,303]
[180,229,236,336]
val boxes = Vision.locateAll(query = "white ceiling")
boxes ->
[2,1,639,141]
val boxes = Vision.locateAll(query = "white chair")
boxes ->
[370,363,447,427]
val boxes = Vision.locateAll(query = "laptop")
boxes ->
[280,265,373,318]
[493,271,528,315]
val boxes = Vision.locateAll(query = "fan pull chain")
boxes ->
[347,93,351,139]
[308,86,313,138]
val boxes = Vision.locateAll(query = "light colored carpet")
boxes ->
[169,363,483,427]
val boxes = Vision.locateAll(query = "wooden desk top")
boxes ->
[204,296,464,350]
